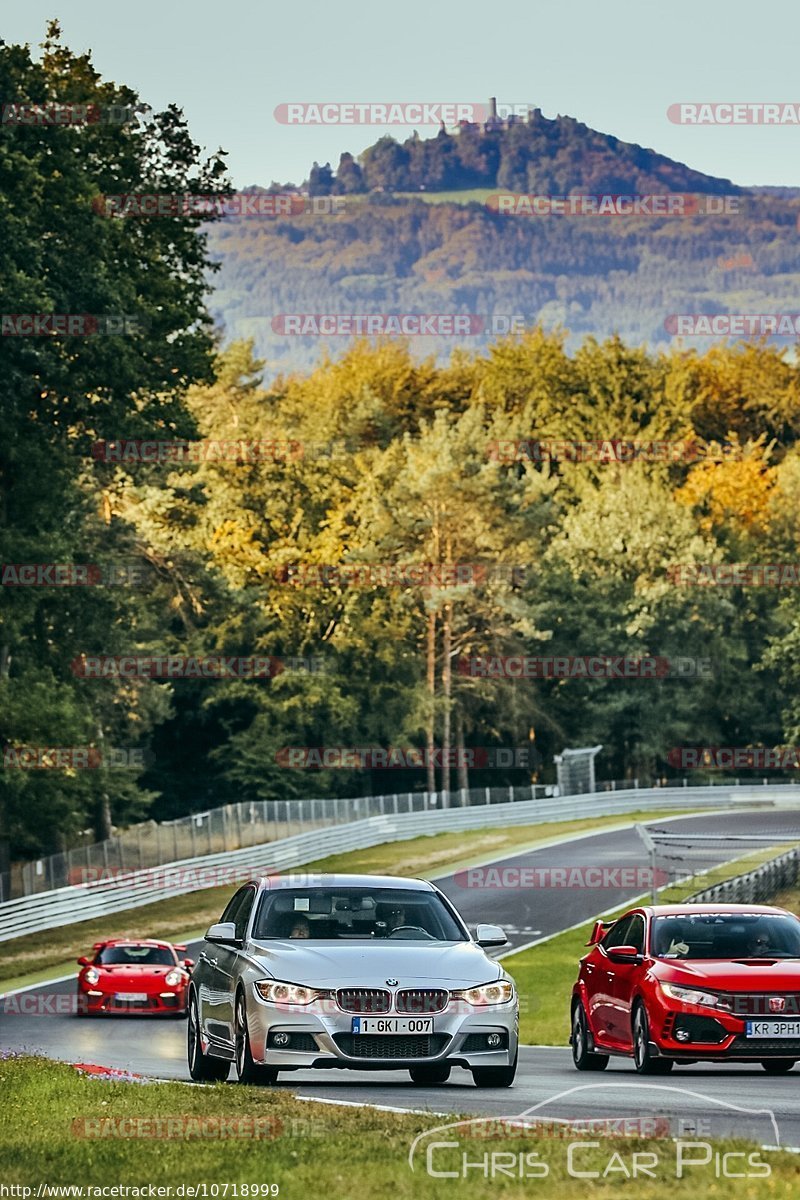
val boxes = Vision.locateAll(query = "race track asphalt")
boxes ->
[3,808,800,1143]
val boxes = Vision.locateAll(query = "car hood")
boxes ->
[243,939,501,988]
[91,964,182,989]
[653,959,800,989]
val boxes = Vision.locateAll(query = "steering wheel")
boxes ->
[387,925,436,940]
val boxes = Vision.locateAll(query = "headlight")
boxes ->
[659,982,730,1010]
[254,980,330,1005]
[451,980,514,1006]
[164,970,183,987]
[83,967,100,986]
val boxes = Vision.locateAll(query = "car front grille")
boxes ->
[336,988,391,1014]
[333,1033,449,1060]
[721,993,800,1016]
[395,988,448,1014]
[728,1037,800,1056]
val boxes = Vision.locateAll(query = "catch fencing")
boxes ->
[689,848,800,905]
[1,782,797,942]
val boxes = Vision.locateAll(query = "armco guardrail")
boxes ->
[688,848,800,905]
[16,782,574,897]
[10,775,787,899]
[1,784,798,943]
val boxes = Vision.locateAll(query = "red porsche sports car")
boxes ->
[571,903,800,1074]
[77,938,193,1016]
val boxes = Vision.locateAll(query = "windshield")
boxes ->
[252,886,468,942]
[651,913,800,960]
[97,945,177,966]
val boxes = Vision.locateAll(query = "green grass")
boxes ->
[0,1056,797,1197]
[505,843,799,1046]
[0,810,699,990]
[390,188,497,205]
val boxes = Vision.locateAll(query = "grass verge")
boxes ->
[505,843,799,1046]
[0,1056,797,1198]
[0,809,698,990]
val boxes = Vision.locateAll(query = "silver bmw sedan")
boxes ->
[188,873,518,1087]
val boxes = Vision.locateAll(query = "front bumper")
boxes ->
[78,984,188,1016]
[245,989,519,1070]
[649,994,800,1060]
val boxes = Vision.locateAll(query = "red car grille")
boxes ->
[721,993,800,1016]
[336,988,391,1014]
[395,988,448,1014]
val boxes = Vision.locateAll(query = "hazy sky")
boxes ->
[5,1,800,188]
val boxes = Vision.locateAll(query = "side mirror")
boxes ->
[475,923,508,948]
[183,958,195,970]
[205,921,240,946]
[606,944,642,964]
[77,956,91,967]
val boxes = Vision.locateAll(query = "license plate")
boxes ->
[115,992,148,1002]
[746,1020,800,1038]
[351,1017,433,1034]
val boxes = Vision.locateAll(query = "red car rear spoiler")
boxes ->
[586,919,616,946]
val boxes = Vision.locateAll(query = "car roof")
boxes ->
[642,904,793,916]
[96,938,176,947]
[253,873,435,892]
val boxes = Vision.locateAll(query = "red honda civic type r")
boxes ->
[571,903,800,1074]
[76,938,194,1016]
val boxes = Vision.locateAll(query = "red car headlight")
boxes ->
[659,982,731,1010]
[83,967,100,986]
[164,970,184,988]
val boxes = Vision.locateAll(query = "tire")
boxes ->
[409,1063,452,1085]
[761,1059,796,1074]
[632,1003,673,1075]
[472,1051,517,1088]
[235,992,279,1086]
[571,1002,609,1071]
[188,993,230,1083]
